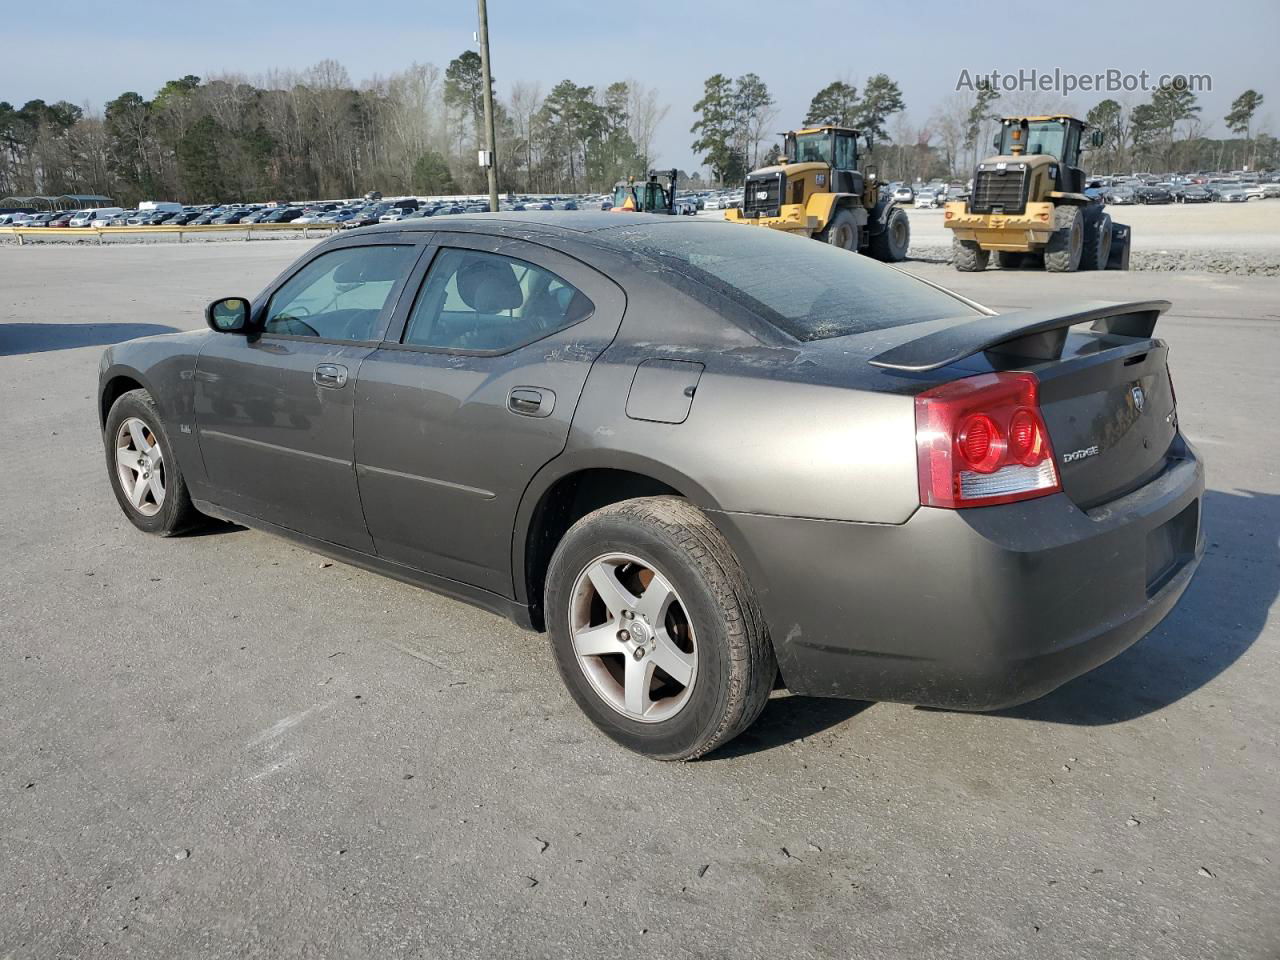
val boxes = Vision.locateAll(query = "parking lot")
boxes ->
[2,240,1278,958]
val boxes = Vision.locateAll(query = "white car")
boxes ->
[1239,182,1266,201]
[892,185,915,204]
[702,195,723,210]
[914,186,944,209]
[291,212,330,224]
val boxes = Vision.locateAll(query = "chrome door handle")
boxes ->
[507,386,555,418]
[314,363,348,388]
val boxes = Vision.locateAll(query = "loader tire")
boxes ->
[818,209,858,251]
[1080,212,1113,271]
[1044,205,1083,273]
[952,237,989,272]
[868,207,910,262]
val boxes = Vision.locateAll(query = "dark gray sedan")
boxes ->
[98,213,1204,759]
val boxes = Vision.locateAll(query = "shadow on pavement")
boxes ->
[709,695,875,760]
[992,487,1275,725]
[0,322,179,356]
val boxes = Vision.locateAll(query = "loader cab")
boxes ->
[995,116,1090,195]
[784,126,861,194]
[611,170,676,214]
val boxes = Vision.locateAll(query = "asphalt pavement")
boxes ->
[1,241,1277,959]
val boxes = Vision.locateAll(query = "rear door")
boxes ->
[354,234,626,595]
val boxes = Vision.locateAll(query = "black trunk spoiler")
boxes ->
[868,300,1170,373]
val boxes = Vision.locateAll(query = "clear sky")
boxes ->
[2,0,1276,173]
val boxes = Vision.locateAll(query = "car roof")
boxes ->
[355,210,679,239]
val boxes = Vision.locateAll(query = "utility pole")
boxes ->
[476,0,500,212]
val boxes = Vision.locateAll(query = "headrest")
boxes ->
[456,258,523,312]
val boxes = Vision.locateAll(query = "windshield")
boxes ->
[609,221,978,342]
[792,132,832,165]
[1000,120,1067,159]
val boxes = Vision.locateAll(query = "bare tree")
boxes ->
[626,79,669,170]
[509,80,542,189]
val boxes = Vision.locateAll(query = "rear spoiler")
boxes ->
[868,300,1170,373]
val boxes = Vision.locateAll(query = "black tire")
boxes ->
[1080,212,1113,271]
[869,206,910,262]
[817,208,858,251]
[996,251,1025,269]
[544,497,776,761]
[104,388,202,536]
[952,236,989,272]
[1044,205,1084,272]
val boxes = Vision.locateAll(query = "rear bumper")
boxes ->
[711,440,1205,709]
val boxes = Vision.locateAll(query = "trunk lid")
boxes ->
[1035,337,1176,509]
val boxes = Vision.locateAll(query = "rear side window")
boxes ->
[611,221,978,342]
[402,248,594,352]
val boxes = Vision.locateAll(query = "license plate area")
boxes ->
[1146,499,1199,596]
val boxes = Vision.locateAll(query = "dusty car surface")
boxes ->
[98,212,1205,759]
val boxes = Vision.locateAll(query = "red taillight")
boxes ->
[915,372,1061,508]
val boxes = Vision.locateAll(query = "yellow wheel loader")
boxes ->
[944,115,1130,273]
[724,125,910,262]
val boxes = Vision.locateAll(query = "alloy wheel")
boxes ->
[569,552,698,723]
[115,417,166,517]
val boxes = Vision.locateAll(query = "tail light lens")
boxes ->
[915,372,1061,508]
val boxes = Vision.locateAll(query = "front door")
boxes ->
[195,238,422,550]
[354,235,626,595]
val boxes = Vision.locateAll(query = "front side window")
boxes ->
[402,248,594,352]
[264,244,415,341]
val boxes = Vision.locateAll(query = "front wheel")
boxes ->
[818,208,858,251]
[544,497,776,760]
[952,236,989,272]
[1044,205,1084,272]
[869,206,911,262]
[104,389,202,536]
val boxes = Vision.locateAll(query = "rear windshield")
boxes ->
[609,221,978,341]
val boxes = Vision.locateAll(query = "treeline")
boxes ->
[2,61,1272,205]
[0,55,669,204]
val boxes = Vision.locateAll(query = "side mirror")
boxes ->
[206,297,250,333]
[992,133,1002,150]
[864,164,879,184]
[1090,129,1105,148]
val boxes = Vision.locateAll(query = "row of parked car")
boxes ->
[0,195,607,230]
[1091,175,1280,205]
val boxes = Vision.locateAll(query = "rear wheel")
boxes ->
[818,208,858,251]
[952,236,989,272]
[104,389,202,536]
[1080,212,1113,271]
[544,497,775,760]
[1044,205,1084,272]
[869,206,910,262]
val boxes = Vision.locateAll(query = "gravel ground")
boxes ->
[1,242,1278,959]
